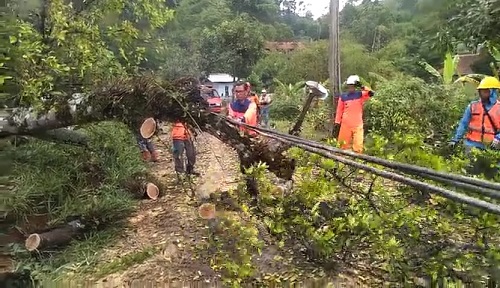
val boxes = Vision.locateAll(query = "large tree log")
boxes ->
[8,128,89,146]
[0,76,295,180]
[31,128,89,146]
[204,114,295,180]
[24,219,86,251]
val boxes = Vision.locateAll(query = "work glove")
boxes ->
[491,138,500,150]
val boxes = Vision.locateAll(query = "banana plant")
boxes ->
[273,79,306,101]
[419,51,459,84]
[488,43,500,79]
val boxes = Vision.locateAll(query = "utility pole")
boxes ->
[328,0,341,137]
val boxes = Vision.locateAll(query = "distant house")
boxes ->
[455,54,482,75]
[207,73,238,102]
[264,41,305,54]
[453,47,498,77]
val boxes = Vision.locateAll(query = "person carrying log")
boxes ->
[138,117,160,162]
[228,81,258,136]
[171,119,199,177]
[334,75,374,153]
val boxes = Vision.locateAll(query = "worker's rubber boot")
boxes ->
[150,150,160,162]
[141,151,151,161]
[176,172,185,184]
[186,166,200,177]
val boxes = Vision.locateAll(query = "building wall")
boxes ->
[212,82,235,102]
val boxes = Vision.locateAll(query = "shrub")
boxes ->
[364,75,474,144]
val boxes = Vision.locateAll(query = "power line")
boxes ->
[219,115,500,215]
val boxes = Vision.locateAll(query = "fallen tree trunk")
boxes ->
[204,114,295,180]
[0,76,296,181]
[121,172,164,200]
[31,128,89,146]
[24,219,86,251]
[8,128,89,147]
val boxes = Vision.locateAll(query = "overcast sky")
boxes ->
[301,0,348,19]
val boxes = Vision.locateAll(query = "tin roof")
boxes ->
[207,73,237,83]
[264,41,305,52]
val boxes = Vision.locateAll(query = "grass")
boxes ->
[6,121,144,223]
[3,121,149,281]
[92,246,158,278]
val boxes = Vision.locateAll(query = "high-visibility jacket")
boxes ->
[171,121,191,140]
[466,100,500,143]
[228,98,258,136]
[250,95,260,107]
[335,87,374,127]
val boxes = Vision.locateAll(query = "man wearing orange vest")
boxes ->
[228,81,258,136]
[450,76,500,152]
[171,120,199,176]
[334,75,374,153]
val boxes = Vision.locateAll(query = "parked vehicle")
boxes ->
[200,85,224,113]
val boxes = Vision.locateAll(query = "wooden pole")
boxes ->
[329,0,341,137]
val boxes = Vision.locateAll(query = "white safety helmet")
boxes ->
[345,75,361,85]
[261,89,267,93]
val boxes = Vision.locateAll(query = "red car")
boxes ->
[200,85,224,113]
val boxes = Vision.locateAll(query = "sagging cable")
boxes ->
[222,116,500,194]
[257,131,500,215]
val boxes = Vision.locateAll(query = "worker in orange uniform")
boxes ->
[171,119,199,177]
[334,75,374,153]
[228,81,258,136]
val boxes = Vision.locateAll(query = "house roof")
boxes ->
[207,73,237,83]
[264,41,305,52]
[456,54,483,75]
[438,53,484,75]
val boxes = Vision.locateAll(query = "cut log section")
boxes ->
[198,203,216,220]
[144,182,160,200]
[140,118,157,139]
[24,220,85,251]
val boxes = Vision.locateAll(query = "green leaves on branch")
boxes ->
[4,0,174,108]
